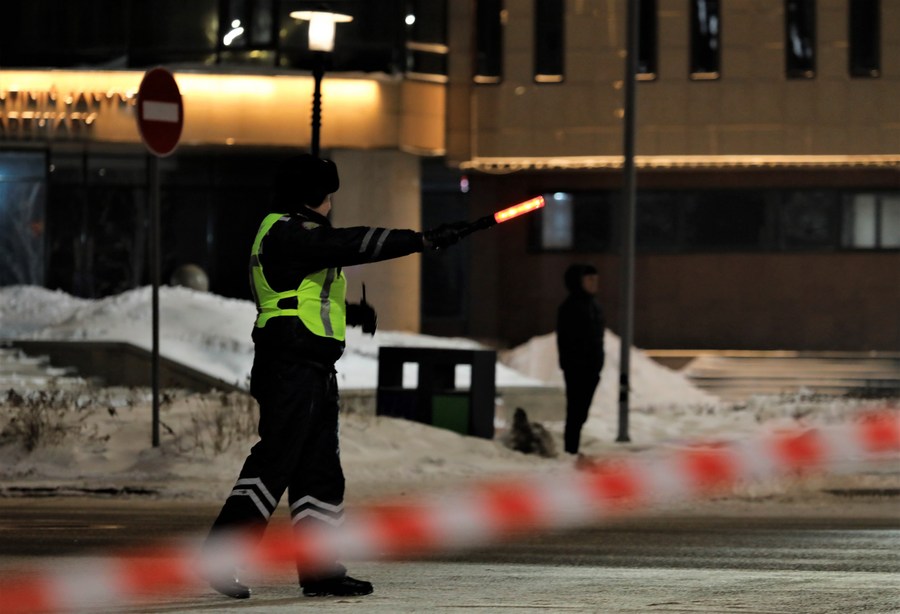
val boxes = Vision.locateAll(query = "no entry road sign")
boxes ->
[136,68,183,157]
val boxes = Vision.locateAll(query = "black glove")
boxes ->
[346,301,377,335]
[423,221,470,250]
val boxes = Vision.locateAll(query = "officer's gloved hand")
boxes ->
[423,221,470,250]
[346,301,377,335]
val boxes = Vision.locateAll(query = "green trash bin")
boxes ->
[431,394,470,436]
[377,347,496,439]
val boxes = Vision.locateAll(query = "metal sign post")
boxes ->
[136,68,183,447]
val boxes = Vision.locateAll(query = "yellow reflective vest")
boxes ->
[249,213,347,340]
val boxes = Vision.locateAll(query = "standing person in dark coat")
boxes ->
[203,154,469,600]
[556,263,606,456]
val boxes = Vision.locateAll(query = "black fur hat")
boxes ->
[564,263,598,293]
[273,154,340,210]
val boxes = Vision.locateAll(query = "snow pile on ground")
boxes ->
[1,285,896,504]
[501,330,717,409]
[0,386,563,502]
[0,285,540,390]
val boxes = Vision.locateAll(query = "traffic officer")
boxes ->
[204,154,467,599]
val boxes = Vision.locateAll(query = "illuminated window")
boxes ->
[534,0,564,83]
[785,0,816,79]
[843,193,900,249]
[536,192,613,251]
[849,0,880,77]
[690,0,720,79]
[474,0,503,83]
[883,196,900,248]
[541,193,574,248]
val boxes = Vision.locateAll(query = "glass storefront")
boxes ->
[40,148,286,299]
[0,151,46,286]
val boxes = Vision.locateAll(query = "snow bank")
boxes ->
[501,330,717,410]
[1,285,894,503]
[0,285,540,390]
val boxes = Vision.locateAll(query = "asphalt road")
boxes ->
[0,497,898,613]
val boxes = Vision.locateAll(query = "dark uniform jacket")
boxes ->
[252,207,424,366]
[556,266,606,375]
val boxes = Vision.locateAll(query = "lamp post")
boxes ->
[616,0,639,443]
[290,8,353,157]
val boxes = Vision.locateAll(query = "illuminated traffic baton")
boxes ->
[460,195,546,237]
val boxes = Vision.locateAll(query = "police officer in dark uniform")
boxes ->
[556,263,606,456]
[204,154,467,600]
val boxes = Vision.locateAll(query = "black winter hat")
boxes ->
[564,263,598,294]
[273,154,340,210]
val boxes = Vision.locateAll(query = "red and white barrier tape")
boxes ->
[2,412,897,613]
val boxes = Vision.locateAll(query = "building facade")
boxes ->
[1,0,897,351]
[444,0,900,351]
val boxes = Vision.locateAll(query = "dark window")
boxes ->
[409,0,446,43]
[0,0,415,74]
[574,193,615,251]
[218,0,274,49]
[216,0,276,65]
[683,191,768,249]
[276,2,406,74]
[637,0,658,79]
[636,192,678,249]
[849,0,880,77]
[407,49,448,78]
[779,191,839,249]
[690,0,720,79]
[421,160,470,321]
[534,188,900,254]
[0,1,130,68]
[474,0,503,83]
[534,0,564,82]
[407,0,448,81]
[129,0,219,67]
[785,0,816,79]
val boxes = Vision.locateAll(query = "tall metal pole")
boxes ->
[149,154,161,447]
[311,51,324,157]
[617,0,639,443]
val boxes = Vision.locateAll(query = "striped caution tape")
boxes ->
[1,411,897,613]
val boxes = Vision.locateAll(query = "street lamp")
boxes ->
[290,7,353,157]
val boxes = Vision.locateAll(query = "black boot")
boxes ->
[208,575,251,599]
[301,571,373,597]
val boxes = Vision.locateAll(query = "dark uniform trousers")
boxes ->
[563,370,600,455]
[207,351,345,578]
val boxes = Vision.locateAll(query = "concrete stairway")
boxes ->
[647,350,900,403]
[1,341,243,393]
[0,346,87,391]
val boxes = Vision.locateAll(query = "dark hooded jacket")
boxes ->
[556,264,605,374]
